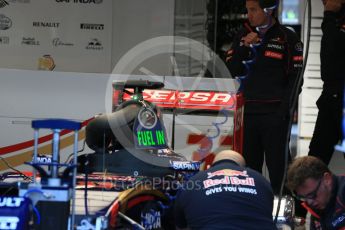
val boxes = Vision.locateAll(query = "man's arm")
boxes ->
[321,0,343,66]
[226,27,252,78]
[280,32,303,118]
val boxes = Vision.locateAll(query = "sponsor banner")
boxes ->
[0,0,112,73]
[118,89,236,111]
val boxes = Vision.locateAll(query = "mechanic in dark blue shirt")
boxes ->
[226,0,303,195]
[287,156,345,229]
[174,150,277,230]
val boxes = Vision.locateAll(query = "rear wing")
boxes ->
[112,76,244,160]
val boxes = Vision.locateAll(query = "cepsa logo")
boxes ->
[120,89,236,110]
[56,0,102,3]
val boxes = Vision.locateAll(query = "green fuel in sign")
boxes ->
[137,130,166,147]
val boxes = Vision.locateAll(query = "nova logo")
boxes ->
[0,0,8,8]
[0,14,12,30]
[33,22,60,28]
[56,0,102,3]
[0,197,25,207]
[0,217,19,230]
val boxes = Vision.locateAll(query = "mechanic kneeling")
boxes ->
[174,150,277,229]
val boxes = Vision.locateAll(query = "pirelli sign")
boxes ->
[80,23,104,30]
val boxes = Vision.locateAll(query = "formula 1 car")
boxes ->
[74,80,201,229]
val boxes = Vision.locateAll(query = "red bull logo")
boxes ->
[207,169,248,178]
[203,176,230,189]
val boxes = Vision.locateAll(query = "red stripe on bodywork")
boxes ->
[219,135,233,146]
[109,200,120,228]
[127,195,156,210]
[0,118,92,155]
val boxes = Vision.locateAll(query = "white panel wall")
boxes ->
[0,0,112,73]
[111,0,175,76]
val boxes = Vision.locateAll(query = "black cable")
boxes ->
[171,107,176,150]
[84,156,89,217]
[273,0,312,224]
[0,156,32,181]
[83,129,102,218]
[1,186,15,196]
[64,139,86,164]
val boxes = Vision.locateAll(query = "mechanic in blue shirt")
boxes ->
[174,150,277,230]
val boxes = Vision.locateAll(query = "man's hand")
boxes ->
[241,32,260,47]
[324,0,342,12]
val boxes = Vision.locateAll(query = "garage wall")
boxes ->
[111,0,175,76]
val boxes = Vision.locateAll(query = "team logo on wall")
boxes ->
[52,38,74,47]
[56,0,102,3]
[33,22,60,28]
[22,37,39,45]
[0,36,9,44]
[86,38,103,50]
[0,0,9,8]
[38,55,55,71]
[0,15,12,30]
[80,23,104,30]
